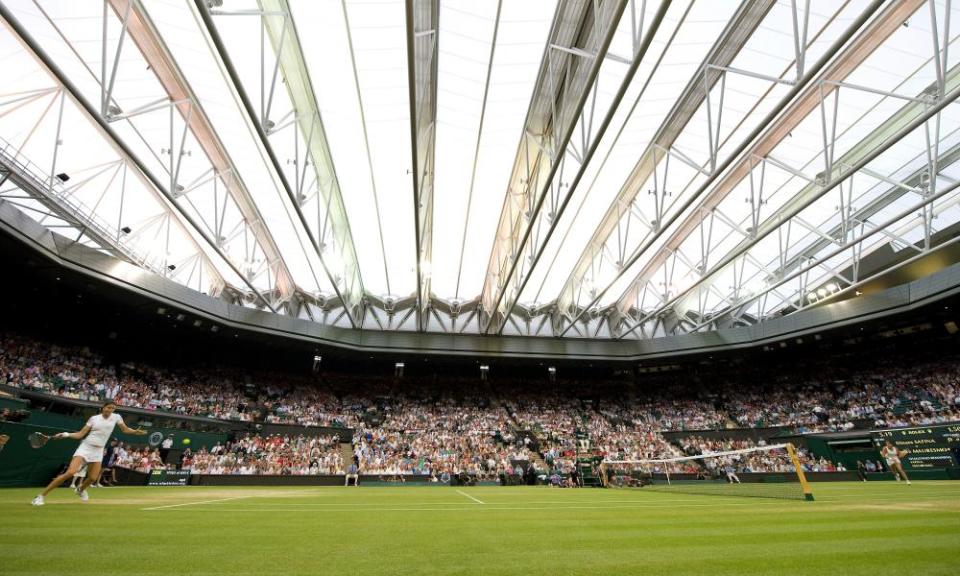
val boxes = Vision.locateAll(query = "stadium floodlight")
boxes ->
[807,294,817,302]
[817,288,827,298]
[826,283,839,292]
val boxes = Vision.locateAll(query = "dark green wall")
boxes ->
[0,412,228,487]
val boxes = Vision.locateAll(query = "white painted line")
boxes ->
[139,500,796,513]
[456,490,485,504]
[141,495,251,511]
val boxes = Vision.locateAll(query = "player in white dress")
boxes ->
[880,440,911,485]
[31,401,146,505]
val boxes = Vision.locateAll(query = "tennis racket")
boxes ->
[27,432,51,449]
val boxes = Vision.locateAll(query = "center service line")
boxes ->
[456,490,485,505]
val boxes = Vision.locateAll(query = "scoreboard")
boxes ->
[872,424,960,469]
[147,469,191,486]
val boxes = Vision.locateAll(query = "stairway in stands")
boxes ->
[527,448,548,471]
[575,408,603,487]
[340,438,354,473]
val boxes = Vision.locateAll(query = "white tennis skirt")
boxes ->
[73,443,105,464]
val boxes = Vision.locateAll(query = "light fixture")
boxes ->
[826,283,839,292]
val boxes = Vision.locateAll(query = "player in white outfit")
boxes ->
[31,401,146,505]
[880,440,911,485]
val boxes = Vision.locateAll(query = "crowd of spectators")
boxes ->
[352,393,521,478]
[676,435,838,474]
[182,433,343,475]
[3,330,960,478]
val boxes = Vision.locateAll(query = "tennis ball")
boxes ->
[182,438,191,445]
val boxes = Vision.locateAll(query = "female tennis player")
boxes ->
[880,440,911,485]
[31,401,146,506]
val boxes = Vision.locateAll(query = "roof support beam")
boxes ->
[479,0,629,334]
[554,0,780,334]
[493,0,673,335]
[195,0,366,328]
[615,0,934,336]
[621,70,960,339]
[105,0,297,311]
[0,7,252,303]
[404,0,440,332]
[558,0,889,336]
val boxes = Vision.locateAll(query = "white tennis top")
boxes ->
[81,413,123,449]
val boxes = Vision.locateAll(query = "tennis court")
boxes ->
[2,482,958,575]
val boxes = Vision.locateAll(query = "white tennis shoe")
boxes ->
[31,495,44,506]
[75,488,89,502]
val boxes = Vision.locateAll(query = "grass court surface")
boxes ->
[1,482,958,575]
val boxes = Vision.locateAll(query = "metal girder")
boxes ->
[622,69,960,339]
[405,0,439,332]
[479,0,629,334]
[557,0,888,336]
[106,0,297,310]
[767,142,960,292]
[491,0,673,337]
[553,0,779,334]
[195,0,366,328]
[0,3,283,310]
[611,0,926,336]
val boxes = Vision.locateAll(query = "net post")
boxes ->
[786,443,815,501]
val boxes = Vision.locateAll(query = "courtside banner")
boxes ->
[147,469,191,486]
[872,424,960,469]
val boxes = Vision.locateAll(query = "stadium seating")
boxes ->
[2,331,960,478]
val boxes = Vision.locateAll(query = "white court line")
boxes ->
[141,495,251,511]
[138,493,960,513]
[456,490,485,504]
[139,500,795,513]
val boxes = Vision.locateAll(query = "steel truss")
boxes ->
[479,0,639,334]
[196,0,368,328]
[613,0,957,339]
[405,0,439,332]
[99,0,299,311]
[621,71,960,338]
[552,0,786,337]
[3,0,957,340]
[0,6,243,300]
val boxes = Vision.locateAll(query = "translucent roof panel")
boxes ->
[1,0,957,337]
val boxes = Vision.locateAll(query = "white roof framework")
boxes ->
[0,0,957,340]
